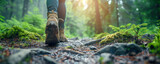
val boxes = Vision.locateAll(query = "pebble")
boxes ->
[148,56,156,63]
[89,46,97,50]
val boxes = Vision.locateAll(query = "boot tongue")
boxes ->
[48,10,58,19]
[49,10,57,14]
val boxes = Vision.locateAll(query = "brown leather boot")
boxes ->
[45,10,59,46]
[59,18,68,42]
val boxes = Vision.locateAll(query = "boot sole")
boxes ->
[45,22,59,46]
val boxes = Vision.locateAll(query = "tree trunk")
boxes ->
[22,0,29,17]
[9,0,15,19]
[115,0,119,27]
[94,0,103,34]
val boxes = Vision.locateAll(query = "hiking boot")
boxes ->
[59,18,68,42]
[45,10,59,46]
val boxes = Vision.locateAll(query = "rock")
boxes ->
[89,46,97,50]
[94,45,117,55]
[127,44,142,54]
[114,47,126,55]
[84,38,105,46]
[8,49,31,64]
[148,56,156,63]
[43,56,57,64]
[118,60,126,64]
[69,37,79,40]
[60,50,84,55]
[128,52,136,56]
[94,43,142,56]
[31,48,51,55]
[99,53,114,64]
[136,56,142,61]
[143,56,149,60]
[7,48,51,64]
[141,34,155,40]
[80,38,92,42]
[156,56,160,63]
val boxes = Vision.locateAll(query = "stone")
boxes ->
[100,53,114,64]
[141,34,155,40]
[136,56,142,61]
[114,47,126,55]
[7,48,51,64]
[30,48,51,55]
[94,43,142,56]
[148,56,156,63]
[127,44,142,53]
[143,56,149,60]
[69,37,79,40]
[8,49,31,64]
[94,45,118,55]
[128,52,136,56]
[84,38,105,46]
[89,46,97,50]
[43,56,57,64]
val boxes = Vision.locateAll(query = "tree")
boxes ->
[22,0,29,17]
[94,0,103,34]
[9,0,15,19]
[115,0,119,27]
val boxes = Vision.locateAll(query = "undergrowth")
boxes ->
[0,26,42,41]
[147,20,160,55]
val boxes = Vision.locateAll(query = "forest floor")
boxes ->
[0,37,160,64]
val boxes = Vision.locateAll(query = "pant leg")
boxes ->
[47,0,59,13]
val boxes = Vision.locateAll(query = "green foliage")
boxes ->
[23,12,45,28]
[109,23,149,44]
[109,23,148,36]
[99,57,104,64]
[129,23,148,36]
[147,21,160,55]
[0,26,42,41]
[21,22,45,35]
[0,0,7,11]
[109,23,132,32]
[0,11,46,40]
[147,34,160,55]
[0,45,3,50]
[65,28,77,38]
[25,56,31,62]
[100,32,133,44]
[0,15,5,22]
[65,46,73,49]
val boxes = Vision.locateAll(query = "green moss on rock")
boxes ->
[65,46,73,49]
[0,26,42,41]
[100,32,133,44]
[94,32,109,39]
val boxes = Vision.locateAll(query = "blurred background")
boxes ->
[0,0,159,39]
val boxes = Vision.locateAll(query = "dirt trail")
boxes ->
[0,38,159,64]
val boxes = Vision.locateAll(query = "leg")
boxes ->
[47,0,59,13]
[58,0,66,20]
[46,0,59,46]
[58,0,68,42]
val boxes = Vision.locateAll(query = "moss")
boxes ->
[94,32,109,39]
[100,32,133,44]
[99,57,104,64]
[0,26,42,41]
[147,34,160,55]
[0,45,3,50]
[65,46,73,49]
